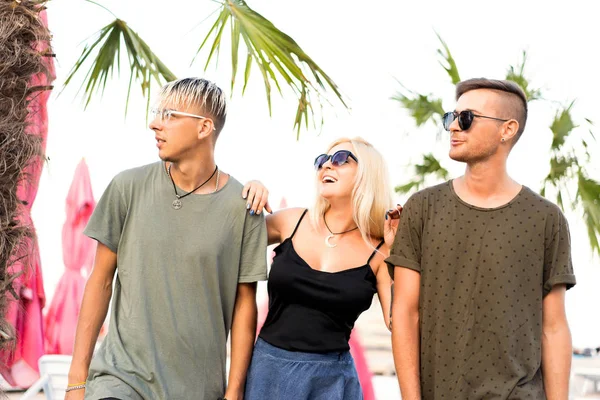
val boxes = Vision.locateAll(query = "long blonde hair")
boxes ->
[310,137,392,248]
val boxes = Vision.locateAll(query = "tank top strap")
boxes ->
[289,209,309,239]
[367,239,385,265]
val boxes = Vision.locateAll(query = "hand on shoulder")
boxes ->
[384,204,403,247]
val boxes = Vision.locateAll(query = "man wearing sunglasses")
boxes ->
[67,78,269,400]
[386,78,576,399]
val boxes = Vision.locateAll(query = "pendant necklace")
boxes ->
[167,163,218,210]
[323,215,359,248]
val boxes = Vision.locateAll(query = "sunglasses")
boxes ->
[150,108,216,130]
[443,110,509,131]
[314,150,358,170]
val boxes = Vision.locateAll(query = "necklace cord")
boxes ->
[323,215,359,235]
[168,163,218,199]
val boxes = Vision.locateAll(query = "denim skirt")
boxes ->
[244,338,363,400]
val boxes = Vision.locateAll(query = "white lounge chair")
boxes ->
[20,355,72,400]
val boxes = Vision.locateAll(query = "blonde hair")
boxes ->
[157,77,227,135]
[310,137,392,248]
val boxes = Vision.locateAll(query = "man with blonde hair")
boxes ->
[387,78,576,399]
[67,78,268,400]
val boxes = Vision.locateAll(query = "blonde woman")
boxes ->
[243,137,400,400]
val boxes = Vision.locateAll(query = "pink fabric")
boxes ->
[277,197,288,211]
[0,10,55,388]
[44,159,96,354]
[349,329,376,400]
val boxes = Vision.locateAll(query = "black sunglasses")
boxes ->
[314,150,358,170]
[443,110,509,131]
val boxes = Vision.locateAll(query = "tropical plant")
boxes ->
[393,35,600,255]
[64,0,348,137]
[0,0,53,347]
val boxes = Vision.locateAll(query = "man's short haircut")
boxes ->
[158,77,227,136]
[456,78,528,141]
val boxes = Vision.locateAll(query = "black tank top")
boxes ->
[259,209,384,353]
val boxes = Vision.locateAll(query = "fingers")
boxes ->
[242,181,253,200]
[249,188,264,215]
[265,200,273,214]
[383,217,396,247]
[256,188,270,215]
[384,216,392,232]
[245,186,257,212]
[385,204,403,220]
[385,209,400,220]
[242,181,272,215]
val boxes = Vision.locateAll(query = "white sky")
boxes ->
[34,0,600,347]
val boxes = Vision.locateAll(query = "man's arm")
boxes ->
[392,267,421,400]
[224,282,258,400]
[542,284,571,399]
[65,242,117,399]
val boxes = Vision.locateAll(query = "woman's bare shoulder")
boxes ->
[267,207,308,235]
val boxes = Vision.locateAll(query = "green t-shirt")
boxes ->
[386,180,576,399]
[83,162,267,400]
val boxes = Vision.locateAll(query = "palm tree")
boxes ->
[0,0,53,348]
[393,33,600,255]
[64,0,348,138]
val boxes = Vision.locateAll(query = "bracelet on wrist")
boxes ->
[65,383,86,392]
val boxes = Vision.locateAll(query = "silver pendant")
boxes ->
[325,234,336,248]
[172,199,182,210]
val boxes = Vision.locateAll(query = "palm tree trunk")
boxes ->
[0,0,54,350]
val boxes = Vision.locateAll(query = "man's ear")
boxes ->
[501,119,519,143]
[197,119,215,140]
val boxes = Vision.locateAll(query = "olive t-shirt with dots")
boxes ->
[386,180,576,399]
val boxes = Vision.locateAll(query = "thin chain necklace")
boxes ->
[167,163,218,210]
[323,214,358,248]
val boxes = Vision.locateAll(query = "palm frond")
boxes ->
[580,118,597,160]
[584,118,596,141]
[394,181,422,194]
[541,154,576,211]
[83,0,118,18]
[63,19,177,114]
[544,155,576,184]
[195,0,348,137]
[395,153,449,194]
[505,51,542,101]
[550,102,576,150]
[416,153,450,178]
[391,87,444,127]
[576,170,600,255]
[557,189,565,210]
[435,32,460,85]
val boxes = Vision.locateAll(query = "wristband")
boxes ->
[65,384,86,392]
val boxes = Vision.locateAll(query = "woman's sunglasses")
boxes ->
[443,110,509,131]
[314,150,358,170]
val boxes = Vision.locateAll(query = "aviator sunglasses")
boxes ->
[443,110,510,131]
[314,150,358,170]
